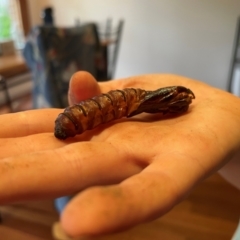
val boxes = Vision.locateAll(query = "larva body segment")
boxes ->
[54,86,195,139]
[54,88,147,139]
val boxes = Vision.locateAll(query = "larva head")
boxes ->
[128,86,195,117]
[54,113,77,139]
[166,86,195,113]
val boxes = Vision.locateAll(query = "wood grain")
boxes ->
[0,173,239,240]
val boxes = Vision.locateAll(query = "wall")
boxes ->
[26,0,240,89]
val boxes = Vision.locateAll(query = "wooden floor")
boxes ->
[0,201,58,240]
[0,99,240,239]
[0,174,239,240]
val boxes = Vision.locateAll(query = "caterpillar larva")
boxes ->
[54,86,195,139]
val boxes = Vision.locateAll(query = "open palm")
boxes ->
[0,72,240,237]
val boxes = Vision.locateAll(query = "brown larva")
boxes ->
[54,86,195,139]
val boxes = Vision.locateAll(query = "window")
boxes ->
[0,0,29,48]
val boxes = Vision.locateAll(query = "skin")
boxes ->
[0,71,240,237]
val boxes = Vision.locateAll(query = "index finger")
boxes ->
[0,108,62,138]
[0,141,142,204]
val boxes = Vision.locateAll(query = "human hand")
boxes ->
[1,72,240,237]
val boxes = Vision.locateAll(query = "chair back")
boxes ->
[98,19,124,79]
[110,20,124,79]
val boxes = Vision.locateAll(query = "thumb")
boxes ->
[68,71,101,105]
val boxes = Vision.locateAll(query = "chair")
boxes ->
[109,20,124,79]
[98,19,124,79]
[23,23,108,108]
[0,75,12,112]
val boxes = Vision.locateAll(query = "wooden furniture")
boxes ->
[0,52,28,78]
[0,174,239,240]
[0,52,31,112]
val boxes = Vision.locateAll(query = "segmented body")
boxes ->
[54,86,195,139]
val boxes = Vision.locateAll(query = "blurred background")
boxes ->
[1,0,240,110]
[26,0,240,89]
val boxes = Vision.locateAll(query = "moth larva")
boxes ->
[54,86,195,139]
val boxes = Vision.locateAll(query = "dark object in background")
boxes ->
[23,24,108,108]
[41,7,54,25]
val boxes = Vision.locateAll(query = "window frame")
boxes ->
[18,0,30,36]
